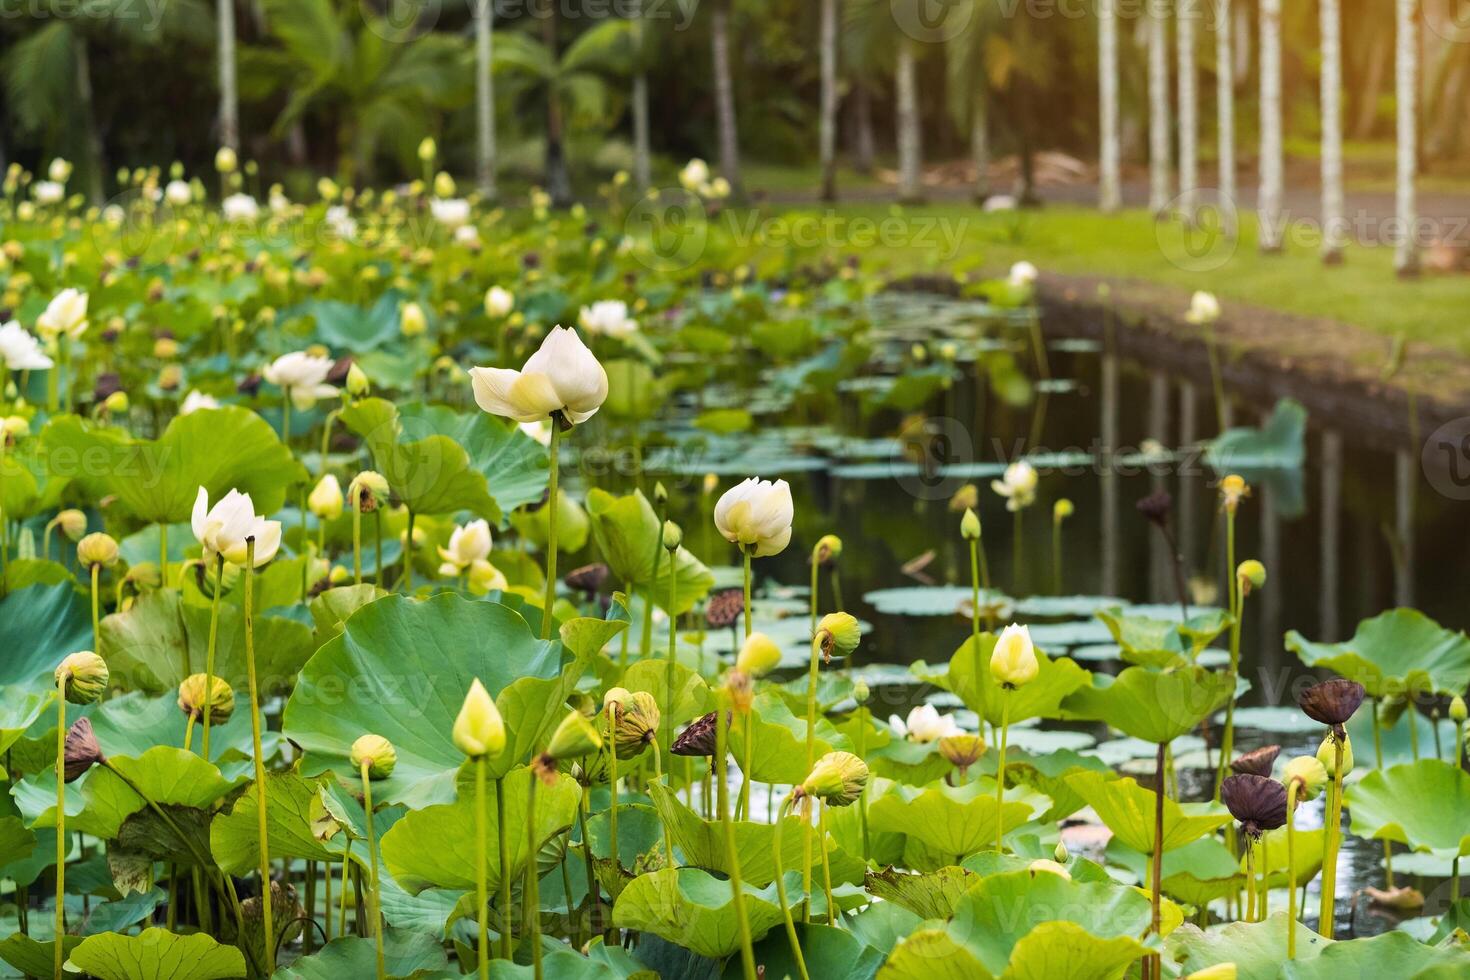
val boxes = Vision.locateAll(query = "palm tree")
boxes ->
[819,0,840,201]
[1258,0,1284,253]
[1098,0,1121,212]
[474,0,497,198]
[538,0,572,206]
[894,36,924,203]
[1395,0,1419,276]
[710,0,742,199]
[629,0,651,190]
[1148,0,1173,214]
[1216,0,1236,234]
[1177,0,1199,217]
[1320,0,1345,263]
[219,0,239,151]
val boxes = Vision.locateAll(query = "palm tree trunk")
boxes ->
[1216,0,1236,235]
[895,38,924,204]
[1258,0,1284,253]
[852,84,876,175]
[1177,0,1199,218]
[74,35,104,202]
[1395,0,1420,276]
[631,0,652,190]
[474,0,497,199]
[218,0,239,151]
[1353,31,1391,139]
[1320,0,1345,263]
[818,0,839,201]
[541,0,572,207]
[971,98,990,204]
[1098,0,1121,212]
[710,0,743,198]
[1147,0,1173,215]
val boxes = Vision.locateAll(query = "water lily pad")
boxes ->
[1285,609,1470,699]
[1223,706,1328,735]
[868,779,1049,861]
[862,585,1009,617]
[275,927,451,979]
[739,921,883,980]
[611,867,787,959]
[0,934,83,978]
[66,927,246,980]
[932,633,1091,729]
[1013,595,1127,619]
[1166,912,1327,979]
[1096,606,1232,668]
[210,771,348,876]
[1280,930,1470,979]
[1066,771,1230,854]
[864,866,977,920]
[1346,759,1470,857]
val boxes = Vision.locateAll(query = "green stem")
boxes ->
[352,492,362,585]
[360,763,384,980]
[243,537,274,975]
[1150,741,1165,979]
[202,554,223,761]
[1011,509,1022,594]
[159,523,168,588]
[1287,781,1299,957]
[89,563,99,653]
[771,794,810,980]
[1204,327,1227,433]
[492,771,508,965]
[1244,835,1256,922]
[608,706,620,873]
[282,395,291,447]
[1319,737,1345,939]
[1051,518,1062,595]
[742,548,753,639]
[541,423,561,640]
[55,674,66,980]
[665,551,677,761]
[652,742,674,868]
[802,634,822,902]
[374,511,383,589]
[968,540,986,719]
[818,801,835,926]
[404,510,415,593]
[995,687,1012,853]
[716,697,757,980]
[525,775,542,980]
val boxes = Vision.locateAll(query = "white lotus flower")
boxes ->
[1008,261,1039,288]
[47,158,72,183]
[430,197,471,229]
[325,205,357,240]
[714,477,794,557]
[36,289,88,341]
[222,193,260,222]
[484,286,515,318]
[1184,291,1221,325]
[469,326,608,425]
[0,321,54,370]
[191,487,282,567]
[438,519,492,576]
[164,180,192,207]
[31,181,64,205]
[888,704,962,744]
[679,158,712,193]
[179,390,219,415]
[263,351,338,410]
[991,460,1038,512]
[579,300,638,340]
[454,224,481,247]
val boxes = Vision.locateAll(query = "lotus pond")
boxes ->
[0,180,1468,980]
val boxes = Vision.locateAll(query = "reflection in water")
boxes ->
[1319,431,1342,641]
[1148,370,1171,604]
[1178,381,1200,577]
[1396,449,1416,608]
[1100,354,1121,597]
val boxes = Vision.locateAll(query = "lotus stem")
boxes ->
[1409,704,1421,760]
[1454,857,1461,902]
[716,696,757,980]
[324,851,333,941]
[299,485,309,603]
[1372,696,1394,886]
[771,792,811,979]
[360,762,385,980]
[742,548,753,639]
[525,773,542,980]
[576,788,599,936]
[1214,560,1244,803]
[1051,515,1063,595]
[1244,834,1256,922]
[809,548,819,642]
[202,554,223,761]
[829,567,843,612]
[491,770,508,966]
[184,715,195,753]
[282,395,291,447]
[819,801,835,926]
[651,741,674,867]
[608,704,620,871]
[666,551,678,761]
[243,537,274,975]
[374,510,384,589]
[339,841,351,938]
[89,563,100,652]
[855,708,870,861]
[540,422,561,640]
[995,687,1013,853]
[350,488,364,585]
[1027,307,1050,380]
[1011,509,1022,594]
[54,672,66,980]
[803,633,822,902]
[404,510,415,593]
[1319,736,1345,939]
[1203,325,1228,434]
[1287,781,1299,957]
[1456,718,1465,768]
[1150,741,1165,952]
[642,503,663,659]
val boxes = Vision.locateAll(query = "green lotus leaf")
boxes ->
[0,582,91,689]
[284,594,585,803]
[646,782,865,888]
[876,928,988,979]
[0,934,84,979]
[1207,398,1307,470]
[41,406,304,524]
[867,779,1049,861]
[1345,759,1470,856]
[1285,609,1470,699]
[0,815,37,869]
[737,922,883,980]
[1065,771,1230,854]
[308,584,389,647]
[727,691,848,785]
[302,292,402,351]
[99,588,313,696]
[585,488,714,613]
[1281,930,1470,979]
[0,437,70,521]
[1106,836,1242,907]
[960,850,1115,884]
[66,927,246,980]
[863,585,1007,617]
[942,634,1091,728]
[210,771,348,876]
[0,685,55,768]
[380,768,579,894]
[620,657,710,734]
[3,557,75,593]
[1096,606,1233,668]
[864,866,977,920]
[560,610,630,661]
[1061,664,1235,744]
[1166,913,1328,979]
[997,749,1112,823]
[1252,824,1326,892]
[612,867,787,959]
[274,927,451,979]
[509,487,591,553]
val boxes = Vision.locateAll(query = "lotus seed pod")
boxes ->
[938,732,986,772]
[1300,678,1366,731]
[607,691,660,759]
[800,751,869,807]
[813,534,842,565]
[735,632,782,678]
[960,508,981,541]
[56,652,109,705]
[662,519,682,552]
[1236,559,1267,595]
[671,711,723,757]
[63,718,105,782]
[1282,755,1328,804]
[545,710,603,762]
[177,673,235,723]
[1027,858,1071,879]
[1053,499,1074,521]
[1316,733,1353,776]
[452,678,506,759]
[351,734,397,779]
[990,623,1039,687]
[77,532,119,568]
[1452,695,1468,723]
[54,509,87,542]
[816,612,861,661]
[1229,744,1280,778]
[1221,773,1289,838]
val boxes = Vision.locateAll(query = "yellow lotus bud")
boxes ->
[1316,733,1353,777]
[317,177,339,201]
[56,652,109,705]
[815,612,861,662]
[350,471,390,511]
[798,751,869,807]
[961,508,981,541]
[433,172,456,198]
[1451,695,1467,723]
[453,678,506,759]
[77,532,119,568]
[153,337,179,359]
[214,147,238,173]
[853,679,870,704]
[1054,840,1069,863]
[662,520,682,552]
[1237,559,1266,595]
[735,632,782,678]
[178,673,234,723]
[814,534,842,566]
[351,734,398,779]
[990,623,1039,687]
[1027,858,1071,879]
[309,474,344,521]
[545,709,602,762]
[53,509,87,542]
[400,302,427,337]
[653,481,669,509]
[1282,755,1328,804]
[346,362,370,396]
[417,137,437,163]
[702,473,718,496]
[1053,498,1074,522]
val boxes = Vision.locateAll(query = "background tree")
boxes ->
[1258,0,1284,253]
[1395,0,1419,276]
[818,0,839,201]
[1098,0,1121,212]
[474,0,496,198]
[1320,0,1345,263]
[1147,0,1172,215]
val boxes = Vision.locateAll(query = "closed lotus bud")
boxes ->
[853,679,870,704]
[350,471,389,512]
[1237,559,1266,596]
[54,509,87,542]
[815,612,861,662]
[104,390,129,414]
[662,520,682,552]
[950,484,979,512]
[938,732,986,773]
[607,691,660,759]
[417,137,437,163]
[1282,755,1328,804]
[63,717,105,782]
[56,651,109,705]
[544,710,602,763]
[1027,858,1071,879]
[346,362,370,396]
[177,673,234,722]
[1218,474,1250,514]
[653,482,669,509]
[77,532,119,568]
[797,751,868,807]
[960,508,981,541]
[1317,733,1354,776]
[813,534,842,566]
[453,678,506,759]
[1054,840,1069,864]
[990,623,1039,687]
[400,302,427,338]
[351,734,397,779]
[1452,695,1468,723]
[215,147,238,173]
[735,632,782,678]
[1053,499,1074,522]
[308,474,344,521]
